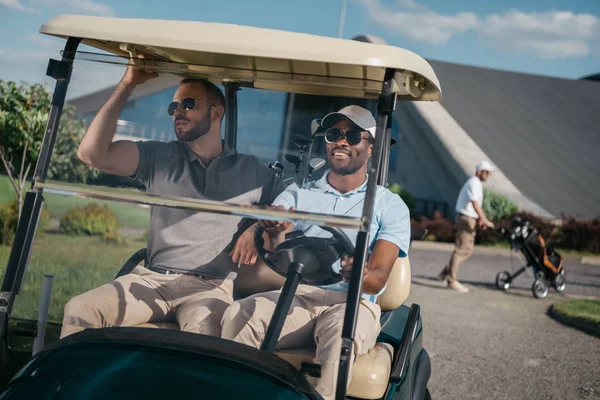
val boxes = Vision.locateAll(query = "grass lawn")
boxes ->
[0,233,146,323]
[553,299,600,325]
[0,175,149,228]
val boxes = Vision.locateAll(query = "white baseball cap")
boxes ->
[321,105,377,138]
[476,160,496,172]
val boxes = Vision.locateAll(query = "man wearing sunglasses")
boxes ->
[222,105,410,400]
[61,61,285,338]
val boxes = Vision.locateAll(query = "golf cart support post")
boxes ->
[0,36,81,330]
[0,14,442,399]
[336,67,397,400]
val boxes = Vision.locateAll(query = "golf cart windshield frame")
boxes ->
[2,17,440,399]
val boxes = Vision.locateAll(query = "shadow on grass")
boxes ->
[547,305,600,338]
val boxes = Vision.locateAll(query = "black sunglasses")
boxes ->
[324,128,370,146]
[167,98,212,116]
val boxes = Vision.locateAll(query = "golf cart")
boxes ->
[0,15,442,400]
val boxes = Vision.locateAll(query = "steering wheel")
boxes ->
[254,224,355,286]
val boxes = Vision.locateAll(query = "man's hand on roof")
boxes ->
[123,54,159,87]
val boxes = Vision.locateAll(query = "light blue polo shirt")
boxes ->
[272,172,410,303]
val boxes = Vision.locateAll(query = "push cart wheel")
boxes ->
[495,271,511,291]
[532,278,549,299]
[553,273,566,292]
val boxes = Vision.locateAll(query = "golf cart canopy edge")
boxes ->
[39,14,442,101]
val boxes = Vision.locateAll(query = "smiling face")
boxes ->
[325,118,373,176]
[171,83,214,142]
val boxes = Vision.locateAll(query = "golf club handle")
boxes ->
[260,263,304,352]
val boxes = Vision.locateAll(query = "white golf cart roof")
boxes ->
[40,15,442,101]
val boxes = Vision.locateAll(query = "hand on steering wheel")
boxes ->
[340,254,366,283]
[254,221,355,286]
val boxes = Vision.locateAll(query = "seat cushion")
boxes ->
[276,342,393,399]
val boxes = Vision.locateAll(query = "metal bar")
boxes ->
[35,181,362,230]
[337,0,347,38]
[336,68,396,400]
[260,263,304,352]
[223,82,240,150]
[72,51,386,96]
[32,274,54,355]
[390,304,421,382]
[280,93,296,161]
[378,115,392,186]
[1,192,44,300]
[32,37,81,187]
[511,265,528,280]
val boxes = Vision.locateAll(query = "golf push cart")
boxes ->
[495,216,566,299]
[0,15,442,399]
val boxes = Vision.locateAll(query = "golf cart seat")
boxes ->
[235,256,412,400]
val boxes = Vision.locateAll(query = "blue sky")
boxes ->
[1,0,599,98]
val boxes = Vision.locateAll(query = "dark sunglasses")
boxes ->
[167,98,212,116]
[324,128,370,146]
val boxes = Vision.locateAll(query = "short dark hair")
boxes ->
[179,78,225,109]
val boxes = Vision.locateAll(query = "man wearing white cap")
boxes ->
[439,161,495,292]
[222,105,410,399]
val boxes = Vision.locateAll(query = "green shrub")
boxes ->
[0,201,50,245]
[59,202,118,236]
[0,203,18,245]
[555,216,600,254]
[102,231,125,245]
[482,189,519,222]
[388,183,416,213]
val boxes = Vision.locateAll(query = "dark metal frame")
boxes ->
[223,82,240,150]
[335,68,397,400]
[0,37,80,382]
[0,37,81,321]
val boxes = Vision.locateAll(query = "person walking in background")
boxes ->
[439,161,496,293]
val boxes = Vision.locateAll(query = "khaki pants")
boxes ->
[442,214,477,282]
[60,266,234,338]
[221,285,381,400]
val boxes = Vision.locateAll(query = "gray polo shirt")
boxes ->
[133,140,285,278]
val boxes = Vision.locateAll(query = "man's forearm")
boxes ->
[77,80,136,163]
[471,201,488,222]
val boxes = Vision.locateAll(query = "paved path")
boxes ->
[406,247,600,400]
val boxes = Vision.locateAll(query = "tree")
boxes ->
[0,80,97,217]
[0,81,50,217]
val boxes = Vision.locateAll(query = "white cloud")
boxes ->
[479,10,600,59]
[358,0,600,59]
[395,0,425,11]
[0,0,25,10]
[0,0,36,12]
[358,0,478,45]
